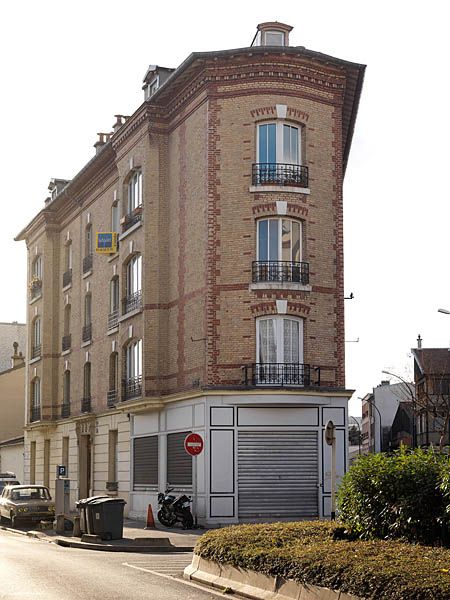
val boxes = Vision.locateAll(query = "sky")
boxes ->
[1,0,449,415]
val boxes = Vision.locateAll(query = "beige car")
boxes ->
[0,485,55,528]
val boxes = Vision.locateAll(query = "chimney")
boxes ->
[94,133,112,155]
[417,334,422,349]
[112,115,125,133]
[11,342,25,368]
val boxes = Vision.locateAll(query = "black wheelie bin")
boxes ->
[88,497,127,540]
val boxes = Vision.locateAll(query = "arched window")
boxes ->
[30,378,41,422]
[255,316,306,385]
[108,352,119,406]
[32,317,41,359]
[124,254,142,313]
[127,170,142,213]
[123,339,142,400]
[62,370,71,418]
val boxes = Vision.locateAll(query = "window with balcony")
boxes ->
[82,362,91,413]
[30,378,41,422]
[63,242,72,287]
[108,276,119,329]
[83,225,93,274]
[32,317,41,359]
[30,256,43,299]
[82,293,92,342]
[253,316,308,386]
[123,339,142,400]
[123,254,142,314]
[253,218,308,284]
[62,370,70,418]
[62,304,71,352]
[122,170,143,232]
[253,122,308,187]
[108,352,118,407]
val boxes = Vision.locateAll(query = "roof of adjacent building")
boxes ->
[412,348,450,376]
[0,323,26,374]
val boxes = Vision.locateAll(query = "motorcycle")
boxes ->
[157,487,194,529]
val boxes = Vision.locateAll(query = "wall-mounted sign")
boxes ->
[96,232,118,254]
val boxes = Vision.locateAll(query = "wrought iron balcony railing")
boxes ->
[122,376,142,401]
[63,268,72,288]
[82,323,92,343]
[81,396,91,413]
[61,403,70,418]
[30,279,42,299]
[83,253,93,274]
[122,290,143,315]
[252,261,309,285]
[242,363,321,387]
[107,390,117,408]
[31,344,41,359]
[30,406,41,422]
[252,163,309,187]
[108,309,119,330]
[121,205,143,233]
[62,334,71,352]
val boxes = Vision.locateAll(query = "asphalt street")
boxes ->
[0,529,222,600]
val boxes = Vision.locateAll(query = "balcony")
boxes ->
[63,268,72,288]
[83,254,93,274]
[31,344,41,359]
[121,205,143,233]
[62,334,71,352]
[252,261,309,285]
[81,397,91,413]
[122,290,142,315]
[252,163,309,188]
[61,403,70,418]
[107,390,117,408]
[243,363,321,387]
[82,324,92,343]
[108,309,119,330]
[30,406,41,423]
[122,376,142,401]
[29,278,42,300]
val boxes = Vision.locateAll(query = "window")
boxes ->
[30,378,41,422]
[64,305,71,336]
[111,202,120,233]
[85,224,93,256]
[123,339,142,400]
[108,352,118,406]
[63,370,70,404]
[257,219,301,262]
[127,170,142,213]
[32,318,41,358]
[258,122,300,165]
[83,363,91,398]
[167,432,192,486]
[84,293,92,326]
[110,277,119,313]
[126,255,142,296]
[133,436,158,489]
[65,243,72,271]
[265,30,285,46]
[32,256,42,279]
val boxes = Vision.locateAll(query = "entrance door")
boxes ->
[238,430,318,519]
[78,435,91,499]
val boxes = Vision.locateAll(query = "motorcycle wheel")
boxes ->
[157,509,176,528]
[182,512,194,530]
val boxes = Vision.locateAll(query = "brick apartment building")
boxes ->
[16,22,365,523]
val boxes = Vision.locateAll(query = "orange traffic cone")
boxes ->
[144,504,156,529]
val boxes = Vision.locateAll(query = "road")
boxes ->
[0,529,221,600]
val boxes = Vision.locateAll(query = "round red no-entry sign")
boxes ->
[184,433,204,456]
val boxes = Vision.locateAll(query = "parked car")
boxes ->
[0,485,55,527]
[0,472,20,495]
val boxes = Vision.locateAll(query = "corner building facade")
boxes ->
[17,23,364,523]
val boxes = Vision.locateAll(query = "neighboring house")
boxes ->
[0,322,26,373]
[0,343,25,478]
[361,381,414,453]
[412,347,450,447]
[390,402,414,449]
[15,22,365,523]
[348,415,362,463]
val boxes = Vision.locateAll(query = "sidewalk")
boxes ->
[1,518,204,553]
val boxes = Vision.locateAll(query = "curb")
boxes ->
[184,554,362,600]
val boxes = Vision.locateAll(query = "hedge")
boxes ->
[195,521,450,600]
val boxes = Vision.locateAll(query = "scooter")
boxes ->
[157,487,194,529]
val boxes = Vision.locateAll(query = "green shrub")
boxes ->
[338,447,450,544]
[195,521,450,600]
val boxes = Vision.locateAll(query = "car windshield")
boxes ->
[10,488,50,501]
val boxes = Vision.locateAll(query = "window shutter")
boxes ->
[133,436,158,489]
[167,431,192,486]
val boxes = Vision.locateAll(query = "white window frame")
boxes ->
[126,339,142,380]
[264,30,285,46]
[257,218,302,262]
[256,316,304,364]
[127,170,142,213]
[110,277,119,312]
[33,317,41,346]
[32,379,41,408]
[32,256,42,279]
[126,255,142,296]
[257,122,301,165]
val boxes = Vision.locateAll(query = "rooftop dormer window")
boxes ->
[252,22,293,47]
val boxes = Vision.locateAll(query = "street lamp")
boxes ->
[382,370,416,447]
[349,415,362,455]
[358,396,382,452]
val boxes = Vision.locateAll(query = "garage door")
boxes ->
[238,430,318,519]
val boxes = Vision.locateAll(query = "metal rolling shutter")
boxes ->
[238,430,318,518]
[167,431,192,486]
[133,435,158,489]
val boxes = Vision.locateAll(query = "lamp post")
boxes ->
[381,370,416,448]
[359,396,382,452]
[349,415,362,455]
